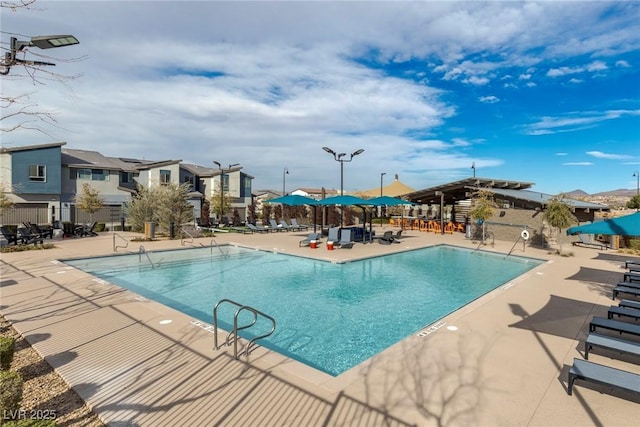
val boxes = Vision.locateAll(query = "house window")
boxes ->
[71,168,109,181]
[92,169,109,181]
[184,175,195,186]
[160,170,171,185]
[242,176,251,195]
[120,171,134,183]
[29,164,46,182]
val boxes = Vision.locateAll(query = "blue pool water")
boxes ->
[65,245,543,376]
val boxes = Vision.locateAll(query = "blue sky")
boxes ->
[2,1,639,195]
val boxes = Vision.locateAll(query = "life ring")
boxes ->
[521,229,530,240]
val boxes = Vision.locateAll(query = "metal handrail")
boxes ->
[213,298,276,360]
[210,239,227,257]
[138,245,155,268]
[112,232,129,252]
[180,226,194,246]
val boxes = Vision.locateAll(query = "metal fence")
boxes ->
[1,206,123,228]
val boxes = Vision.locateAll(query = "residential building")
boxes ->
[0,143,254,226]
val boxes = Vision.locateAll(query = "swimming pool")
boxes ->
[64,245,543,376]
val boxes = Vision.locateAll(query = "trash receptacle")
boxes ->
[310,240,318,249]
[144,222,155,239]
[326,241,334,250]
[465,225,471,239]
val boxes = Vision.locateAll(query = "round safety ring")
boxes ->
[521,229,530,240]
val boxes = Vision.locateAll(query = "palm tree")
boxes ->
[543,195,577,252]
[469,190,496,243]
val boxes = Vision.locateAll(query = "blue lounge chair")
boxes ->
[567,358,640,396]
[269,219,286,232]
[299,232,321,247]
[584,333,640,360]
[613,285,640,300]
[619,300,640,310]
[624,272,640,283]
[589,316,640,337]
[247,223,269,233]
[378,230,395,245]
[290,218,309,230]
[607,305,640,322]
[280,220,299,231]
[337,228,353,249]
[327,227,339,243]
[572,234,609,250]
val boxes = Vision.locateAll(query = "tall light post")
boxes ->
[1,35,79,75]
[380,172,386,226]
[282,167,289,196]
[213,161,239,224]
[322,147,365,226]
[634,171,639,195]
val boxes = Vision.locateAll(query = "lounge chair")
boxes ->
[607,305,640,322]
[337,228,353,249]
[231,226,252,234]
[589,316,640,337]
[572,234,609,250]
[327,227,339,243]
[584,332,640,360]
[612,285,640,300]
[247,223,269,234]
[619,299,640,310]
[394,230,403,241]
[76,221,98,237]
[269,219,286,232]
[567,358,640,396]
[625,260,640,270]
[290,218,309,230]
[299,232,321,247]
[24,222,53,239]
[0,226,19,245]
[17,227,44,245]
[378,230,395,245]
[623,272,640,283]
[279,220,299,231]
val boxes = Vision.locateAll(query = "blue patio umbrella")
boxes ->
[267,194,319,232]
[315,195,376,206]
[267,195,318,206]
[566,212,640,236]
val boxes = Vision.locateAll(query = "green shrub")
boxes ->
[628,238,640,250]
[0,370,23,416]
[95,223,106,232]
[0,336,15,370]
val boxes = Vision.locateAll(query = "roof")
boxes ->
[62,149,138,172]
[359,175,415,197]
[405,177,535,204]
[0,142,66,153]
[403,176,609,211]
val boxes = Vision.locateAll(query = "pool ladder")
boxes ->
[213,299,276,360]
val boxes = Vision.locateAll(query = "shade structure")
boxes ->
[315,195,376,206]
[566,212,640,236]
[267,195,318,206]
[367,196,415,206]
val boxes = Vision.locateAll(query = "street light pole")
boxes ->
[380,172,386,227]
[1,35,79,75]
[282,167,289,196]
[322,147,364,226]
[634,171,639,195]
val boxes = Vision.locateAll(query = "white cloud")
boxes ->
[586,151,633,160]
[563,162,593,166]
[479,96,500,104]
[615,60,631,68]
[555,153,568,156]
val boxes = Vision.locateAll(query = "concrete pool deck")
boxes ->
[1,228,638,426]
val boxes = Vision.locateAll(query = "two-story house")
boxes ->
[1,142,254,226]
